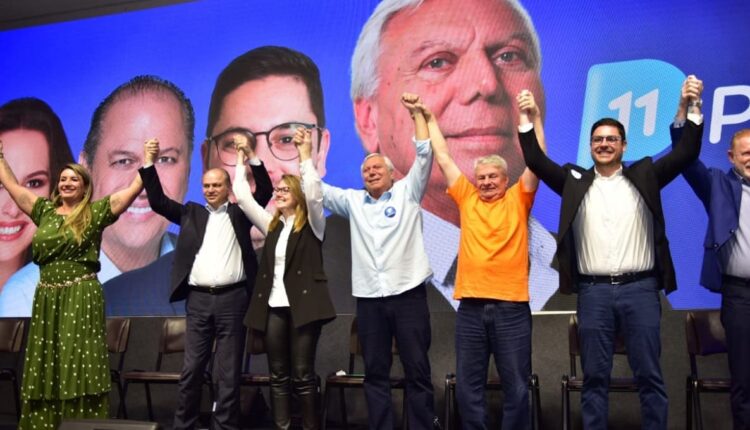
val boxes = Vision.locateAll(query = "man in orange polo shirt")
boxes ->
[423,89,545,429]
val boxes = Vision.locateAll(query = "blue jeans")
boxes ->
[721,279,750,430]
[455,299,531,430]
[356,284,434,430]
[577,277,667,430]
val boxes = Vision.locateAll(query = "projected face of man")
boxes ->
[204,75,330,248]
[354,0,544,226]
[83,91,190,271]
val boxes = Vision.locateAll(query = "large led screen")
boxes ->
[1,0,748,316]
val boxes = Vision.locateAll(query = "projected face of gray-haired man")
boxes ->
[352,0,544,227]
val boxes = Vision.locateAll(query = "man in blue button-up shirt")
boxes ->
[312,93,434,429]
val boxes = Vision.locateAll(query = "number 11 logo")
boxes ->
[577,59,685,167]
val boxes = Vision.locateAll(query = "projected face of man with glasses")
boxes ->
[203,74,331,247]
[208,122,323,166]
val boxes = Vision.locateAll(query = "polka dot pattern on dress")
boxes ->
[19,197,118,430]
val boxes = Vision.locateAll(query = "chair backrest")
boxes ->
[685,310,727,375]
[0,318,24,353]
[568,314,627,377]
[106,318,131,354]
[155,317,186,371]
[160,317,186,354]
[106,317,131,374]
[242,328,267,372]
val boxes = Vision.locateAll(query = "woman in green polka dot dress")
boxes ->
[0,138,153,429]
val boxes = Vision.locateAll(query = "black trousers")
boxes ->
[265,306,322,430]
[722,279,750,430]
[356,283,434,430]
[173,286,248,430]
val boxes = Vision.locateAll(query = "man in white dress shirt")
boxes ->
[139,139,272,430]
[520,76,705,429]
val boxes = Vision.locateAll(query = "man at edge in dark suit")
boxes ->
[519,76,704,429]
[139,139,272,430]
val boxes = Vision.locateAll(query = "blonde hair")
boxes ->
[268,175,308,233]
[51,163,93,244]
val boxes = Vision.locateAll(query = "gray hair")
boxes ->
[474,154,508,174]
[350,0,542,101]
[361,153,395,173]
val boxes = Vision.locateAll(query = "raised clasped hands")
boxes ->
[516,89,539,124]
[233,133,255,161]
[293,126,313,160]
[144,138,160,165]
[681,75,704,105]
[401,92,433,122]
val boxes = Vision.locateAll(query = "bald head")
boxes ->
[202,168,231,209]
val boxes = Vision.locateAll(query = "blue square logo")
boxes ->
[578,59,685,167]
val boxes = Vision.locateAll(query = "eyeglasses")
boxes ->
[207,122,322,166]
[273,186,291,194]
[590,135,623,144]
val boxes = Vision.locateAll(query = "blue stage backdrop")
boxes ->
[1,0,748,316]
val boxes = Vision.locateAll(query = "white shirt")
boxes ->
[188,202,245,287]
[722,174,750,278]
[233,158,326,306]
[321,137,433,298]
[573,166,655,275]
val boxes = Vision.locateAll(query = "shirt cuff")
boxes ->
[299,158,315,173]
[248,157,261,166]
[143,161,154,168]
[672,118,686,128]
[413,136,431,145]
[687,113,703,126]
[518,123,534,133]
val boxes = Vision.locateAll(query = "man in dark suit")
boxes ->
[139,139,272,430]
[519,76,704,429]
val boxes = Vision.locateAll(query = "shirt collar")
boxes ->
[280,213,296,225]
[205,201,229,213]
[730,168,750,186]
[594,165,624,179]
[364,189,393,204]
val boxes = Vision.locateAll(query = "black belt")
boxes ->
[579,270,656,285]
[191,281,245,295]
[723,274,750,287]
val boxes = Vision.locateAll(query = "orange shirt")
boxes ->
[447,175,535,302]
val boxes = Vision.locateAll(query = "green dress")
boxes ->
[19,197,118,430]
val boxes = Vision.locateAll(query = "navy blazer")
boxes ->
[139,163,273,302]
[520,121,703,294]
[671,126,744,292]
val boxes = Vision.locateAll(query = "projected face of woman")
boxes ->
[0,129,51,285]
